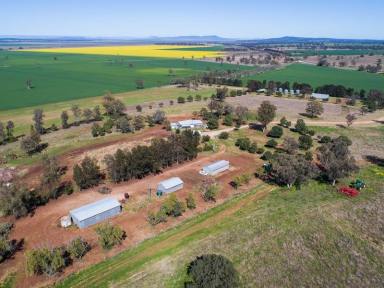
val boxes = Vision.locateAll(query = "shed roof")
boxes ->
[70,198,121,222]
[158,177,183,189]
[203,160,229,172]
[311,93,330,99]
[178,120,203,126]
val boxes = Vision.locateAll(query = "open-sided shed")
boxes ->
[157,177,184,196]
[69,198,121,229]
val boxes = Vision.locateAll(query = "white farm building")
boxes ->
[311,93,330,101]
[157,177,184,196]
[69,198,121,229]
[171,119,204,130]
[200,160,230,176]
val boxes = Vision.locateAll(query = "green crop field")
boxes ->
[288,49,384,56]
[0,50,248,110]
[246,63,384,91]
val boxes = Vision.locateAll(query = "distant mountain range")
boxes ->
[0,35,383,47]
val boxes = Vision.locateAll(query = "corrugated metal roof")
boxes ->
[158,177,183,189]
[70,198,121,222]
[311,93,330,99]
[203,160,229,172]
[178,120,203,126]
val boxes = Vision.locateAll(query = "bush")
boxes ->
[261,151,273,160]
[265,139,277,148]
[294,119,307,134]
[248,142,258,154]
[279,116,291,128]
[67,237,90,260]
[201,135,211,143]
[256,147,265,154]
[319,135,332,143]
[235,137,251,151]
[187,95,194,102]
[95,223,125,250]
[177,96,185,104]
[186,193,196,210]
[232,174,252,189]
[267,126,283,138]
[0,223,13,239]
[299,135,313,150]
[304,151,313,161]
[26,247,66,276]
[185,254,239,288]
[97,186,111,194]
[308,130,315,136]
[161,194,186,217]
[222,114,233,126]
[207,116,219,130]
[147,210,167,226]
[201,183,220,202]
[218,132,229,140]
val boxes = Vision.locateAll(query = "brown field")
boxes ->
[303,55,384,71]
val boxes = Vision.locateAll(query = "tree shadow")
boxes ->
[336,124,347,129]
[365,155,384,167]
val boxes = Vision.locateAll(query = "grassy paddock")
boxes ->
[246,63,384,92]
[56,164,384,287]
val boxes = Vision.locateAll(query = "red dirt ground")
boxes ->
[0,134,262,287]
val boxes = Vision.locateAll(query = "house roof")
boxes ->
[158,177,183,189]
[311,93,330,99]
[69,198,121,222]
[203,160,229,172]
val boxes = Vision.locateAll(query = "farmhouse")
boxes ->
[171,119,204,130]
[311,93,330,101]
[69,198,121,229]
[157,177,184,196]
[200,160,230,176]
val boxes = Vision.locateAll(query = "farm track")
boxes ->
[58,184,275,288]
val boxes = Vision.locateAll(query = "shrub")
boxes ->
[0,223,13,239]
[267,126,283,138]
[248,142,258,154]
[261,151,273,160]
[279,116,291,128]
[294,119,307,134]
[222,114,233,126]
[256,147,265,154]
[161,194,186,217]
[319,135,332,143]
[235,137,251,151]
[187,95,194,102]
[73,156,102,190]
[186,193,196,210]
[304,151,313,161]
[207,116,219,130]
[218,132,229,140]
[97,186,111,194]
[265,139,277,148]
[26,247,66,276]
[201,180,220,202]
[185,254,239,288]
[177,96,185,104]
[308,130,315,136]
[95,223,125,250]
[232,174,252,189]
[67,237,90,260]
[201,135,211,143]
[147,210,167,226]
[299,135,313,150]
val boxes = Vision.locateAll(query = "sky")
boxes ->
[1,0,384,39]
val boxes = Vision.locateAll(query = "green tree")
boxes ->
[298,135,313,150]
[71,104,82,125]
[33,108,45,134]
[294,119,308,134]
[267,126,283,138]
[83,108,94,123]
[20,126,41,155]
[61,111,69,129]
[6,121,15,139]
[185,254,239,288]
[207,116,219,130]
[73,156,102,189]
[305,101,324,118]
[26,247,66,276]
[222,114,233,126]
[257,101,276,130]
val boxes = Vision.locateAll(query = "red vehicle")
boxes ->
[339,186,359,197]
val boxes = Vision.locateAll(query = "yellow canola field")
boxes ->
[23,45,222,59]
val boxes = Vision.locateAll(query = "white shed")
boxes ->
[157,177,184,196]
[200,160,230,176]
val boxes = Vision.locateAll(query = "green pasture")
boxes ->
[0,50,248,110]
[246,63,384,91]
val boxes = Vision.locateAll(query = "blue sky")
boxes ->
[1,0,384,39]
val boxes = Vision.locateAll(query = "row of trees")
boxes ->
[26,237,90,276]
[73,130,200,189]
